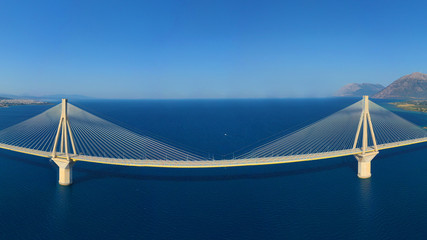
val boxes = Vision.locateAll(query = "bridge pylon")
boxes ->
[51,99,77,186]
[353,96,379,179]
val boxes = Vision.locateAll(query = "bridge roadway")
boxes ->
[1,137,426,168]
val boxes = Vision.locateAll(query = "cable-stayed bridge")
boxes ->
[0,96,426,185]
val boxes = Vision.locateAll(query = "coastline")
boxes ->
[389,100,427,113]
[0,99,51,108]
[387,100,427,129]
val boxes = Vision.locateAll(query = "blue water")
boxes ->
[0,98,426,240]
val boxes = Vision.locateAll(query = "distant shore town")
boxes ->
[0,99,50,108]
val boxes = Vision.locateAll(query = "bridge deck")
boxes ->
[1,137,426,168]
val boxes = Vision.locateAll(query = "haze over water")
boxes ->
[0,98,426,239]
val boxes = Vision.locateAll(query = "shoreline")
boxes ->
[388,100,427,130]
[389,100,427,113]
[0,99,51,108]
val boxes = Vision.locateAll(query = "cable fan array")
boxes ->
[0,104,62,153]
[0,103,206,161]
[0,99,425,166]
[236,99,427,160]
[368,101,427,145]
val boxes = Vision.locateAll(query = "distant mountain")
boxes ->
[335,83,385,97]
[372,72,427,99]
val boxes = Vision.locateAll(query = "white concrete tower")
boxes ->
[51,99,77,186]
[353,96,379,178]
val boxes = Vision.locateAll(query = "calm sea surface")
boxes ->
[0,98,426,240]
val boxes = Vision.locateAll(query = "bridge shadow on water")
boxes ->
[1,144,425,185]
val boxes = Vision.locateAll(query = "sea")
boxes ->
[0,98,426,240]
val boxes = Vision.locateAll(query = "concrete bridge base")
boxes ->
[52,158,74,186]
[354,151,378,179]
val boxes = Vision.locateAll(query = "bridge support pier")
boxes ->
[52,158,74,186]
[354,151,378,179]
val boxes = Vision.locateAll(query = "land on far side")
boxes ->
[0,98,50,108]
[390,100,427,113]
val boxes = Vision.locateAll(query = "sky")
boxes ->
[0,0,426,99]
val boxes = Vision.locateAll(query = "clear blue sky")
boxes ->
[0,0,426,99]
